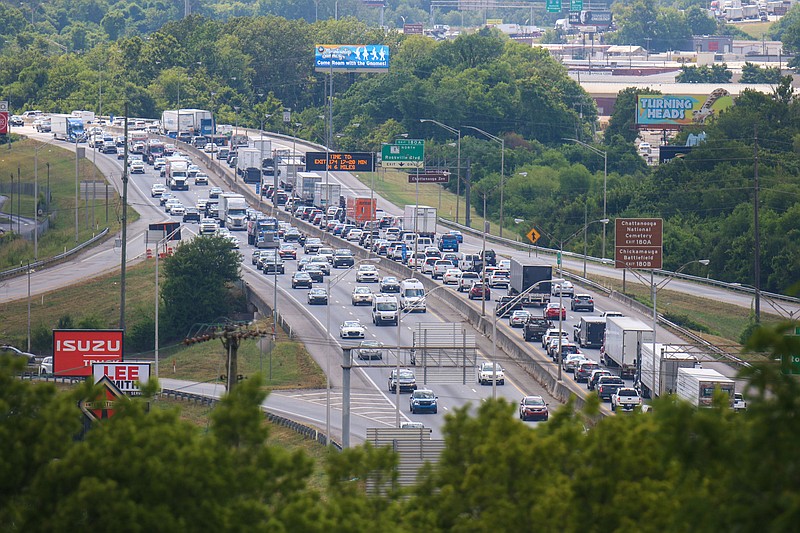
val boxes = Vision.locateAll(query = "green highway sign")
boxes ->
[782,354,800,375]
[570,0,583,11]
[546,0,562,13]
[395,138,424,145]
[381,143,424,165]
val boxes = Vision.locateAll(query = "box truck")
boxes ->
[161,108,213,136]
[640,343,699,399]
[314,183,342,210]
[508,260,552,307]
[676,367,735,407]
[236,148,262,184]
[347,196,377,225]
[602,316,653,379]
[297,172,323,205]
[573,316,606,349]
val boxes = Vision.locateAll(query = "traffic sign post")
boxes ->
[526,227,541,244]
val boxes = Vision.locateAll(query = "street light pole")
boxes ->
[464,125,505,237]
[420,119,461,223]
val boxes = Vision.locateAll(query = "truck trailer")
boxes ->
[640,343,699,399]
[347,196,377,226]
[314,183,342,210]
[51,114,86,142]
[676,367,735,407]
[237,148,262,184]
[573,316,606,349]
[602,316,653,380]
[161,108,213,137]
[403,205,437,238]
[508,260,552,307]
[297,172,323,205]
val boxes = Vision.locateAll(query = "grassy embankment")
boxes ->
[352,169,772,347]
[0,259,325,389]
[0,136,136,270]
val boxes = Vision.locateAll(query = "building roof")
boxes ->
[579,81,778,97]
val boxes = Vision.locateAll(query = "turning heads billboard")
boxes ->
[636,89,733,127]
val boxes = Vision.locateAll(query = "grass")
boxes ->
[0,260,326,389]
[735,21,773,39]
[0,137,137,270]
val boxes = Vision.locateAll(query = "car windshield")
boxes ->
[355,288,370,294]
[481,363,501,371]
[415,391,435,399]
[524,397,545,406]
[398,370,415,379]
[377,303,396,311]
[361,341,380,348]
[382,277,397,284]
[343,321,360,328]
[310,289,325,295]
[405,288,424,297]
[295,273,310,279]
[360,265,377,272]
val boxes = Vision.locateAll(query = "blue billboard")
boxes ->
[314,44,390,73]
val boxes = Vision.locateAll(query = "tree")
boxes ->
[740,62,784,84]
[160,235,242,339]
[606,87,658,144]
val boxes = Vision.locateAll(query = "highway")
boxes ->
[3,125,789,443]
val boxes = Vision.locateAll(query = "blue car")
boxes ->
[409,389,438,414]
[448,230,463,243]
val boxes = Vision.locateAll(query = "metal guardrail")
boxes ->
[0,227,110,280]
[161,388,341,450]
[438,218,800,305]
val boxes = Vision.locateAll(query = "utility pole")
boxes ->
[464,158,472,228]
[183,325,266,392]
[753,125,761,323]
[120,105,129,330]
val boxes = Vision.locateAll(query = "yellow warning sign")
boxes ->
[526,227,541,244]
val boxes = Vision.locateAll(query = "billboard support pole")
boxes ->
[120,105,129,331]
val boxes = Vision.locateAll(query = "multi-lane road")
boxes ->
[4,125,795,445]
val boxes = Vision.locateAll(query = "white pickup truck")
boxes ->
[733,392,747,412]
[611,388,643,412]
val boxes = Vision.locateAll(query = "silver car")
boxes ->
[357,340,384,360]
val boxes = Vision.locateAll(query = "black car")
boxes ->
[332,249,355,268]
[379,276,400,293]
[291,272,313,289]
[182,208,201,223]
[263,259,285,275]
[307,288,328,305]
[283,230,302,243]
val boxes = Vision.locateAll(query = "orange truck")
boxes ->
[346,197,376,226]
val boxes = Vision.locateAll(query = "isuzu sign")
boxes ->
[53,329,124,377]
[93,362,150,396]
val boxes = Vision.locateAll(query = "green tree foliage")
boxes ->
[606,87,660,144]
[160,235,242,338]
[740,61,784,83]
[676,63,733,83]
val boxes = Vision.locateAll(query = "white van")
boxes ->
[399,278,426,312]
[372,295,399,325]
[459,253,481,273]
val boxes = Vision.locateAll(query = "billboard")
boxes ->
[636,90,733,127]
[315,44,390,73]
[53,329,124,377]
[93,362,151,396]
[568,11,612,26]
[305,151,375,172]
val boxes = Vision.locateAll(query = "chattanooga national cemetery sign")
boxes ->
[615,218,663,270]
[314,44,390,73]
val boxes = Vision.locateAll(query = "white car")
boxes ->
[346,229,363,242]
[39,356,53,375]
[488,269,510,288]
[153,157,166,170]
[203,142,219,153]
[442,268,463,285]
[432,260,454,279]
[611,388,643,412]
[339,320,366,339]
[130,161,145,174]
[151,183,167,197]
[508,310,531,328]
[542,328,570,349]
[498,259,511,270]
[194,173,209,185]
[164,198,181,212]
[351,287,374,306]
[477,362,505,385]
[355,264,379,283]
[169,203,186,216]
[552,281,575,297]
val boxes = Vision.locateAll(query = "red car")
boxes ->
[278,244,296,260]
[468,282,491,300]
[544,303,567,320]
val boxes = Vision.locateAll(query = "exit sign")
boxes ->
[546,0,562,12]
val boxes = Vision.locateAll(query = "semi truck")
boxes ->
[297,172,323,205]
[161,109,213,136]
[145,139,165,164]
[247,217,279,248]
[676,367,735,408]
[573,316,606,349]
[276,151,304,191]
[640,343,699,399]
[164,157,189,191]
[403,205,437,238]
[313,183,342,210]
[508,260,552,307]
[219,193,248,230]
[602,316,654,380]
[347,196,377,226]
[51,114,86,142]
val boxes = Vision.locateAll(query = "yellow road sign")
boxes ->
[526,227,541,244]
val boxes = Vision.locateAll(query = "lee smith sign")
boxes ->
[93,362,151,396]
